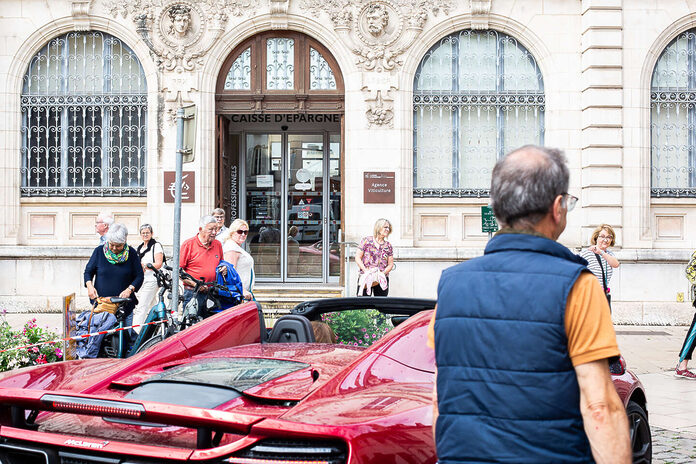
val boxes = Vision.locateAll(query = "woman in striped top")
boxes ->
[580,225,620,298]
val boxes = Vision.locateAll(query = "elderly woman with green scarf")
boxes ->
[84,222,144,327]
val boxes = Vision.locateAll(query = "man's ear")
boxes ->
[551,194,564,224]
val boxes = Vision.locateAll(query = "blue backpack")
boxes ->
[215,260,245,309]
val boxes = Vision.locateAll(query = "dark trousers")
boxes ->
[357,276,389,297]
[680,312,696,361]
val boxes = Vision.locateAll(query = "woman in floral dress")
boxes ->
[355,218,394,296]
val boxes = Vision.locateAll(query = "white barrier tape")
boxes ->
[0,319,167,354]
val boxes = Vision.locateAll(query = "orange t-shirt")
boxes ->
[427,271,619,366]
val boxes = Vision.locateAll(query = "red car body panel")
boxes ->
[0,302,646,464]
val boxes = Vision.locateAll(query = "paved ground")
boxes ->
[616,325,696,463]
[5,312,696,462]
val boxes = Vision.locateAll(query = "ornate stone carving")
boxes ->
[270,0,290,29]
[470,0,492,30]
[105,0,255,72]
[301,0,453,72]
[71,0,94,30]
[71,0,93,16]
[363,86,395,128]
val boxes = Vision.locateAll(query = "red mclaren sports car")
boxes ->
[0,297,650,463]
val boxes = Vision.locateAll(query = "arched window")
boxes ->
[21,31,147,196]
[216,31,343,112]
[413,30,544,197]
[651,29,696,197]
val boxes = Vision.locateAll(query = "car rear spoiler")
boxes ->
[292,297,436,320]
[0,388,263,449]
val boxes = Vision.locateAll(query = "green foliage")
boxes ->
[321,309,392,347]
[0,314,63,372]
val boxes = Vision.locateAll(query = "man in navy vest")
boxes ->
[431,145,630,463]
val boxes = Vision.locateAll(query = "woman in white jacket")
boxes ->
[133,224,164,333]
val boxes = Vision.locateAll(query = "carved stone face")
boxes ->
[365,5,389,36]
[172,12,190,36]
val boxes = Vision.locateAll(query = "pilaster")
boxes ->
[580,0,623,244]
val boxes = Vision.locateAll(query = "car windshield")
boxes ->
[321,309,396,348]
[145,357,309,389]
[122,358,310,409]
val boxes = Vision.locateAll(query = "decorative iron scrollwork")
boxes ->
[650,29,696,197]
[413,30,544,197]
[20,31,147,198]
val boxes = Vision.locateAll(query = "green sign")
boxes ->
[481,206,499,233]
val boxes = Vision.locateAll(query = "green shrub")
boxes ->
[0,314,63,371]
[322,309,392,347]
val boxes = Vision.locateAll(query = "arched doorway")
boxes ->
[216,31,344,284]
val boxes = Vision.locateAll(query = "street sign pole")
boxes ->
[170,107,185,315]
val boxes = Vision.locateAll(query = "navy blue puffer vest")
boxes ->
[435,232,592,463]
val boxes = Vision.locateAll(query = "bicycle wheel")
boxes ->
[135,335,163,354]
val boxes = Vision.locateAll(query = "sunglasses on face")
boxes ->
[236,230,249,235]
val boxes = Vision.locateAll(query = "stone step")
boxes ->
[252,284,344,312]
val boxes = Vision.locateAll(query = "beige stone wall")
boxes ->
[1,0,696,318]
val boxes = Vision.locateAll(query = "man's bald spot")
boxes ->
[505,146,552,170]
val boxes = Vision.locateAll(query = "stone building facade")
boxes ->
[1,0,696,323]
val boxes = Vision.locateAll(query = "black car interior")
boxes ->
[267,315,315,343]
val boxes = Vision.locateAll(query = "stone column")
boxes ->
[580,0,624,244]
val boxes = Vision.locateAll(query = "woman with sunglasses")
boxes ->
[223,219,254,300]
[580,224,620,307]
[132,224,165,333]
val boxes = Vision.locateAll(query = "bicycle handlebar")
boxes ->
[146,263,173,290]
[178,268,228,294]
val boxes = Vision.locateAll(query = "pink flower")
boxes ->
[55,348,63,357]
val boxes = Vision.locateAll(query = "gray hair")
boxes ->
[105,223,128,244]
[212,208,225,216]
[199,215,217,228]
[490,145,569,229]
[139,223,153,234]
[97,211,114,226]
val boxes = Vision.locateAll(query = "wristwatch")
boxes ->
[128,285,135,292]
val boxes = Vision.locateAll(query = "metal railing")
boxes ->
[334,241,359,297]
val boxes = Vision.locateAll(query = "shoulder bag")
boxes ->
[594,253,611,308]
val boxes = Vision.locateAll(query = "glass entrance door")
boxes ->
[244,132,340,282]
[287,134,323,279]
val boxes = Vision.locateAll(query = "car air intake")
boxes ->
[0,443,50,464]
[225,439,347,464]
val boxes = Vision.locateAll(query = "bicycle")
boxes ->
[99,264,177,357]
[177,268,235,331]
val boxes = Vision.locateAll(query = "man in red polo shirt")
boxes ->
[180,215,224,312]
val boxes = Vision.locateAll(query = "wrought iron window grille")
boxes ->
[650,30,696,198]
[412,30,545,198]
[20,31,147,197]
